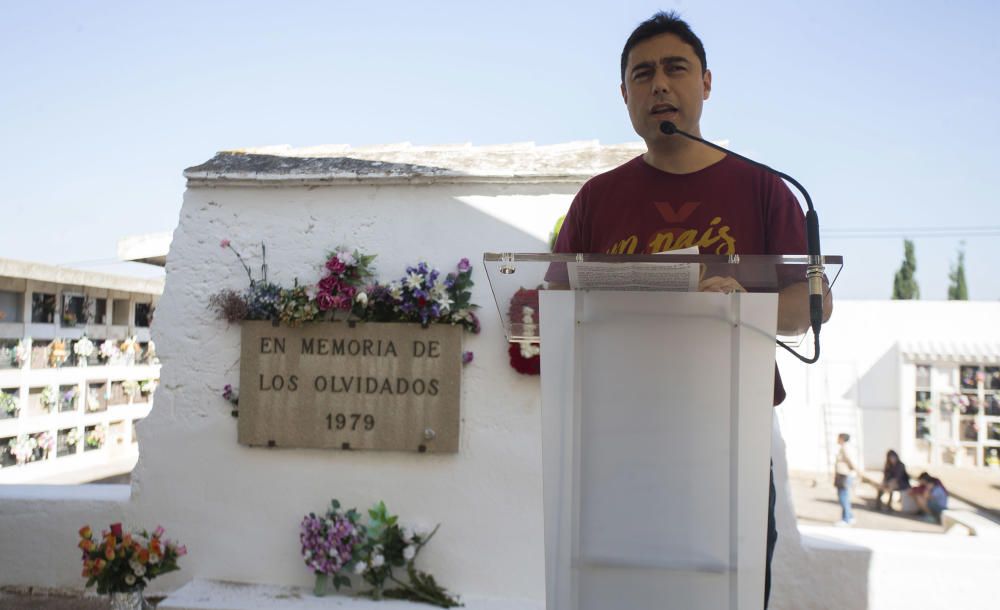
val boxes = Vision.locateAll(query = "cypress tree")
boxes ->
[892,239,919,299]
[947,243,969,300]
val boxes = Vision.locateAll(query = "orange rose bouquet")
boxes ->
[78,523,186,594]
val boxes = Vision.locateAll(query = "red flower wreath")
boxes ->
[507,288,541,375]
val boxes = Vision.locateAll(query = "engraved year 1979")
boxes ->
[326,413,376,431]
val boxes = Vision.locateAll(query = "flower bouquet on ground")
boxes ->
[300,499,364,596]
[78,523,186,598]
[300,499,461,607]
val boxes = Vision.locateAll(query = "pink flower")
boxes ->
[318,275,340,293]
[340,285,357,300]
[110,523,123,539]
[220,239,231,249]
[325,257,346,275]
[457,258,471,272]
[176,545,187,556]
[330,295,349,310]
[153,526,165,538]
[316,292,336,311]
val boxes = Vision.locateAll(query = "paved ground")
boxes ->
[0,591,164,609]
[788,467,1000,532]
[4,468,998,608]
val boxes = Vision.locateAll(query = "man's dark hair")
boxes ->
[620,11,707,83]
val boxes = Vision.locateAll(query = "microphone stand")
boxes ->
[659,121,824,364]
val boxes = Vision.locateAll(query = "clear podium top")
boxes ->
[482,252,843,342]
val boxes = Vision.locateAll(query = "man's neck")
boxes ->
[642,135,726,175]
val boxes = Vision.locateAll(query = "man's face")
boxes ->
[621,33,711,142]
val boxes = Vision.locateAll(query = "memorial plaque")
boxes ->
[238,321,461,453]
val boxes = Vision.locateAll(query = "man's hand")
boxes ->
[698,275,746,294]
[777,281,834,336]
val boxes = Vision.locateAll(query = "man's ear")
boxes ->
[620,82,628,104]
[702,69,712,101]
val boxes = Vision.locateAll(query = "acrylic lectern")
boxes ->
[483,253,841,610]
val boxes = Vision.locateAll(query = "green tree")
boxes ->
[892,239,919,299]
[548,214,566,252]
[947,242,969,300]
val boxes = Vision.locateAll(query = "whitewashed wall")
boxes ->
[0,180,574,600]
[777,300,1000,472]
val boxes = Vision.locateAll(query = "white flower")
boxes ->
[403,545,416,561]
[413,523,433,538]
[435,295,453,313]
[74,337,95,357]
[148,552,160,565]
[125,574,136,586]
[401,526,414,543]
[355,292,368,306]
[519,342,540,358]
[353,561,366,575]
[405,272,424,291]
[338,250,356,266]
[388,281,403,301]
[132,563,146,577]
[371,554,385,568]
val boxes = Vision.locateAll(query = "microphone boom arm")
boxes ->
[659,121,825,364]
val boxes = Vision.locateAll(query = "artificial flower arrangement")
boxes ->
[85,425,106,449]
[507,288,540,376]
[78,523,186,594]
[14,339,29,367]
[66,428,81,448]
[40,385,58,412]
[36,431,55,459]
[86,388,103,412]
[60,387,78,411]
[140,379,158,397]
[8,435,38,465]
[74,336,95,365]
[120,337,141,364]
[208,241,480,336]
[300,499,460,607]
[49,339,69,367]
[99,339,121,363]
[1,390,18,416]
[122,380,140,402]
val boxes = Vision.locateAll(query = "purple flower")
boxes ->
[462,351,474,365]
[220,239,231,249]
[457,258,471,272]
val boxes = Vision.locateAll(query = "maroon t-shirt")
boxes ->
[554,154,807,404]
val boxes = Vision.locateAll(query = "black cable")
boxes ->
[659,121,826,364]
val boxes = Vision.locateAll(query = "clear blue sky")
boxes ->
[2,0,997,299]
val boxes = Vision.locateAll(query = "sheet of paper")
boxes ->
[567,247,700,291]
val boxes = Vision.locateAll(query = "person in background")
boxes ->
[875,449,910,511]
[833,433,857,526]
[912,472,949,522]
